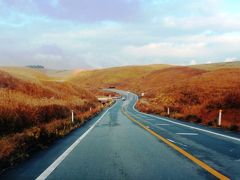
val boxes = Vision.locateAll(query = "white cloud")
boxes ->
[124,32,240,65]
[125,42,207,58]
[1,0,240,68]
[224,57,237,62]
[190,60,197,65]
[34,54,62,61]
[160,13,240,32]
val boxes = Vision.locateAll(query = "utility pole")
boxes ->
[218,109,222,126]
[72,110,74,123]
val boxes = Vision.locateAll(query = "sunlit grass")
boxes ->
[0,68,106,170]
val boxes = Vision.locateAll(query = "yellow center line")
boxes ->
[121,108,230,180]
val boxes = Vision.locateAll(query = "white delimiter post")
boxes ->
[167,107,170,115]
[218,109,222,126]
[72,110,74,123]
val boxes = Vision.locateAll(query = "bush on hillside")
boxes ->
[206,91,240,110]
[185,114,202,123]
[179,90,200,105]
[223,92,240,108]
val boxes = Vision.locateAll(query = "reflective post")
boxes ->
[72,110,74,123]
[218,109,222,126]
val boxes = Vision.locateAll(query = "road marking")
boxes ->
[132,95,240,142]
[167,139,188,147]
[156,123,170,126]
[176,133,198,136]
[121,108,230,180]
[141,119,168,132]
[167,139,175,143]
[36,103,116,180]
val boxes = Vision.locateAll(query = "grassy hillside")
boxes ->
[192,61,240,70]
[136,67,240,129]
[0,67,110,171]
[1,62,239,171]
[70,64,171,89]
[70,63,240,131]
[0,67,50,82]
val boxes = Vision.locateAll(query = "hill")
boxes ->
[70,64,171,89]
[1,62,240,170]
[136,67,240,129]
[70,62,240,131]
[0,67,109,171]
[192,61,240,70]
[0,67,50,82]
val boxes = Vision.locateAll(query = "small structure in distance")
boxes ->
[97,96,121,104]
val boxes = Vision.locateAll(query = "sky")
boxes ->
[0,0,240,69]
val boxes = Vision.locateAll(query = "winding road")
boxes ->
[1,90,240,180]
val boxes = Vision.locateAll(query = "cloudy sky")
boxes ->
[0,0,240,69]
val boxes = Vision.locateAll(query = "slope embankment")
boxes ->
[70,62,240,131]
[0,68,111,171]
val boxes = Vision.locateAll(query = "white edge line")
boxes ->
[167,139,187,147]
[176,133,199,135]
[156,124,170,126]
[36,103,116,180]
[131,94,240,142]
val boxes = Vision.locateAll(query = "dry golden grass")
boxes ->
[191,61,240,71]
[70,63,240,131]
[70,64,171,89]
[1,62,240,170]
[135,67,240,130]
[0,68,106,170]
[0,67,50,82]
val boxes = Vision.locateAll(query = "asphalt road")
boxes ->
[1,90,240,180]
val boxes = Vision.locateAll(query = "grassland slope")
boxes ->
[70,63,240,131]
[0,67,106,171]
[137,67,240,127]
[70,64,171,89]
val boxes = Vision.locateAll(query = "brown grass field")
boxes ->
[0,61,239,171]
[0,67,113,171]
[70,61,240,131]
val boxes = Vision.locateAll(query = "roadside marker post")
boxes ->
[167,107,170,116]
[218,110,222,126]
[72,110,74,123]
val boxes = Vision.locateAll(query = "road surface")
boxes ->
[1,90,240,179]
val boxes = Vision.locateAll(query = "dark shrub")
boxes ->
[207,121,214,126]
[185,114,202,123]
[36,105,70,123]
[223,92,240,108]
[179,90,200,105]
[230,125,239,131]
